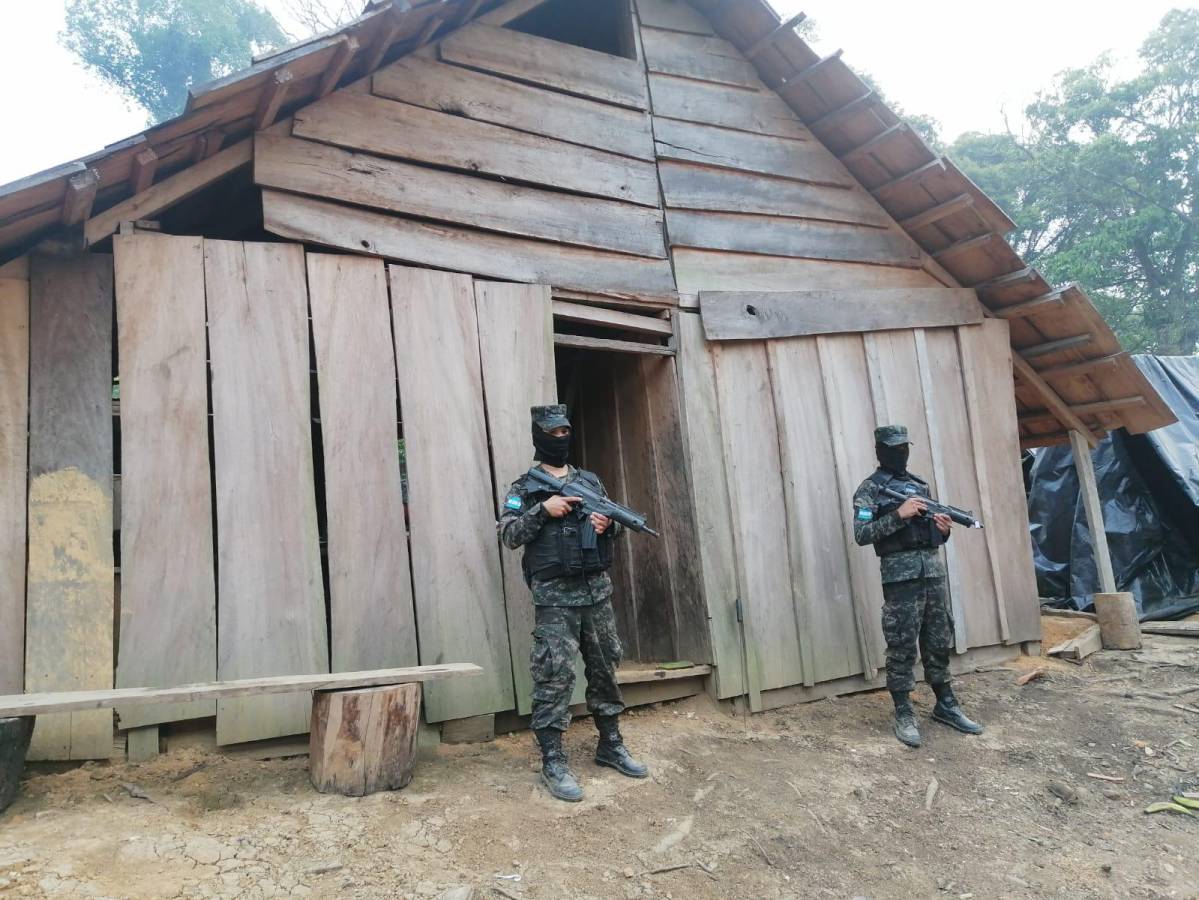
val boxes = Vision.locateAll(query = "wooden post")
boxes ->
[309,683,421,796]
[125,725,159,763]
[0,717,33,813]
[1068,430,1117,594]
[1093,593,1141,650]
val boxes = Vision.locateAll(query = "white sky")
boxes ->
[0,0,1192,186]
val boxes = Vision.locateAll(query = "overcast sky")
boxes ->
[0,0,1191,186]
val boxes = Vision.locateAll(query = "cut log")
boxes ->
[1092,592,1141,650]
[309,682,421,796]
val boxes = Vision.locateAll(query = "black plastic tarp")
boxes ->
[1027,355,1199,620]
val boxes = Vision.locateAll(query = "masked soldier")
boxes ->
[852,424,984,748]
[498,405,648,802]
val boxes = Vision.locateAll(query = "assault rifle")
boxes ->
[881,485,983,529]
[526,467,660,546]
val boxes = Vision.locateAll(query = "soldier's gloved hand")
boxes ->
[542,496,582,518]
[897,497,928,520]
[933,513,952,536]
[591,512,612,534]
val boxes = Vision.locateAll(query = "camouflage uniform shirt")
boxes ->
[498,464,622,607]
[852,469,950,583]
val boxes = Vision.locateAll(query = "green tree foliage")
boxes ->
[62,0,287,124]
[949,10,1199,355]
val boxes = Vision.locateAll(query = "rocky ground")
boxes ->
[1,628,1197,900]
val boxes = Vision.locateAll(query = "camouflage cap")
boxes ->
[874,424,911,446]
[531,404,571,430]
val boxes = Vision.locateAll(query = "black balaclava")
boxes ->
[533,425,571,466]
[876,442,910,475]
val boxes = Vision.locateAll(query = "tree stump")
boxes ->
[0,717,34,813]
[1093,592,1141,650]
[309,683,421,796]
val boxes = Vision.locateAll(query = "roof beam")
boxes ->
[254,68,294,130]
[898,194,974,232]
[869,158,946,198]
[990,289,1066,319]
[1011,353,1100,447]
[1019,334,1094,359]
[838,123,909,165]
[61,169,99,225]
[777,50,843,102]
[317,36,359,98]
[1034,353,1125,381]
[129,147,160,194]
[931,231,997,264]
[743,11,808,60]
[1018,396,1146,427]
[974,266,1039,297]
[364,2,413,73]
[808,90,879,133]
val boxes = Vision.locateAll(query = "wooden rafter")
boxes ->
[129,147,160,194]
[317,36,359,98]
[743,11,808,60]
[931,231,997,264]
[839,123,909,164]
[990,289,1066,319]
[777,50,843,101]
[254,68,294,129]
[61,169,99,225]
[1035,353,1124,381]
[808,90,878,132]
[1011,354,1099,446]
[870,158,946,197]
[1019,334,1093,359]
[1018,395,1146,427]
[898,194,974,232]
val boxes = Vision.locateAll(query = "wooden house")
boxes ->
[0,0,1175,760]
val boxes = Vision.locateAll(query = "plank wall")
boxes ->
[0,256,28,695]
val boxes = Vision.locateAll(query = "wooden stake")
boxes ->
[1069,429,1117,594]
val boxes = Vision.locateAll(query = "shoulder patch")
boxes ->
[856,508,873,521]
[504,494,523,511]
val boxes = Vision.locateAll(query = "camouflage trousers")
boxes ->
[530,600,625,732]
[881,577,954,693]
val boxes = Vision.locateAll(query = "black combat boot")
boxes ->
[533,728,583,802]
[931,683,984,734]
[890,690,922,748]
[594,715,648,778]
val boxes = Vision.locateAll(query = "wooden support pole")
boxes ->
[1034,353,1124,381]
[870,158,946,198]
[744,11,808,60]
[129,147,160,194]
[898,194,975,231]
[1011,354,1099,447]
[990,289,1066,319]
[254,68,294,130]
[126,725,159,763]
[838,123,909,164]
[1069,429,1117,594]
[317,36,359,98]
[61,169,99,225]
[1019,333,1093,359]
[364,2,412,72]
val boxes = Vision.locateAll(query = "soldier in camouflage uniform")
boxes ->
[853,424,984,748]
[498,405,648,802]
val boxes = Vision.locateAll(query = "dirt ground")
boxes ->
[2,630,1197,900]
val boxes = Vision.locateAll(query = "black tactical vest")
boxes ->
[869,470,945,557]
[520,468,614,583]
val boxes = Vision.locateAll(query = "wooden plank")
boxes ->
[1034,354,1124,381]
[112,234,216,729]
[666,209,922,266]
[61,170,99,226]
[1047,623,1102,660]
[658,161,886,225]
[649,74,807,139]
[553,300,672,336]
[440,713,496,744]
[641,28,758,88]
[636,0,716,34]
[673,248,942,294]
[0,664,482,717]
[373,55,655,160]
[474,280,556,717]
[26,253,114,760]
[653,118,849,187]
[125,726,159,762]
[815,334,885,677]
[389,266,513,722]
[129,148,160,194]
[554,333,674,355]
[1140,622,1199,638]
[84,140,253,247]
[309,683,421,795]
[766,336,861,683]
[671,314,743,697]
[206,241,327,745]
[990,290,1066,319]
[440,23,648,109]
[263,191,677,300]
[0,274,28,693]
[1070,429,1118,594]
[293,91,659,207]
[1010,354,1099,447]
[254,134,666,259]
[1020,334,1094,359]
[307,254,417,673]
[710,342,803,697]
[899,194,975,232]
[699,288,982,340]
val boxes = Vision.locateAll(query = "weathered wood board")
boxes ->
[389,266,513,722]
[26,253,115,760]
[440,24,649,109]
[307,254,417,673]
[255,134,667,259]
[648,74,807,139]
[637,0,716,34]
[473,280,560,716]
[0,268,28,693]
[293,91,660,207]
[205,240,327,745]
[113,234,216,729]
[673,313,743,697]
[641,28,758,88]
[699,289,983,340]
[674,249,943,294]
[263,191,677,299]
[373,56,655,160]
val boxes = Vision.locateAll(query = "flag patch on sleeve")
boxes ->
[505,495,523,511]
[856,508,873,521]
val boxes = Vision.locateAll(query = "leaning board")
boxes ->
[206,241,328,745]
[26,253,115,760]
[113,234,217,728]
[308,254,418,673]
[389,266,513,722]
[473,280,561,717]
[0,267,27,693]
